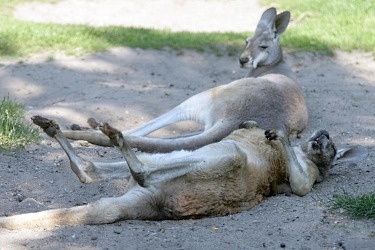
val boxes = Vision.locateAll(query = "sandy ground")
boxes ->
[1,1,375,249]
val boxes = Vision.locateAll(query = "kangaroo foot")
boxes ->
[31,115,60,137]
[99,122,148,186]
[32,115,102,184]
[87,117,99,129]
[70,117,99,131]
[99,123,122,147]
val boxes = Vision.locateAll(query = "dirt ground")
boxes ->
[1,1,375,249]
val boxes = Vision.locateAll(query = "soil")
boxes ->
[0,1,375,249]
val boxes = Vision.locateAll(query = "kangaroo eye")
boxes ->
[245,37,253,46]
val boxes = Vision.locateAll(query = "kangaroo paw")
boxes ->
[31,115,60,138]
[265,129,278,141]
[265,129,289,143]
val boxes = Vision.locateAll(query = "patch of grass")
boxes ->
[332,191,375,220]
[261,0,375,54]
[0,0,245,57]
[0,96,41,150]
[0,15,246,57]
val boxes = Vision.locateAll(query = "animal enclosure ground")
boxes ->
[1,46,374,250]
[0,0,375,249]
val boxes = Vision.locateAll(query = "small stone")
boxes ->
[97,150,107,157]
[16,194,25,202]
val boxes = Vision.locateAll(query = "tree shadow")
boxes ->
[0,46,243,136]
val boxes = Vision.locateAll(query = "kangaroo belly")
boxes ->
[157,165,263,219]
[155,153,271,219]
[143,128,289,219]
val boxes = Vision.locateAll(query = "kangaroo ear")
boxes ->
[257,7,277,30]
[333,146,369,166]
[274,11,291,35]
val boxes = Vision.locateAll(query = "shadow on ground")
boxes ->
[0,48,374,249]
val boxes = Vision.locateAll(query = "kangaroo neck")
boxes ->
[247,58,294,79]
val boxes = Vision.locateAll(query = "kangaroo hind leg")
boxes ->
[0,188,157,229]
[62,104,203,146]
[32,116,131,183]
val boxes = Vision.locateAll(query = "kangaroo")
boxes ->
[0,116,367,229]
[63,7,308,153]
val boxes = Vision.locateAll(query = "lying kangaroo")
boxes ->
[63,7,308,153]
[0,116,367,229]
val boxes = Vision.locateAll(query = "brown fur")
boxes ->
[0,117,367,229]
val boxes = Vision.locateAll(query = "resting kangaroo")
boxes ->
[63,7,308,153]
[0,116,368,229]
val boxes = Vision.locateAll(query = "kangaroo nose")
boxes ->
[239,57,249,65]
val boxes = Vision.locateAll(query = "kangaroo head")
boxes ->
[301,130,369,178]
[301,130,337,176]
[239,7,290,70]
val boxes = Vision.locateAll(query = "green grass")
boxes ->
[0,96,41,150]
[0,16,246,57]
[0,0,245,57]
[1,0,374,58]
[332,191,375,220]
[261,0,375,55]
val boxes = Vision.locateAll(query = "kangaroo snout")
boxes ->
[239,56,249,66]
